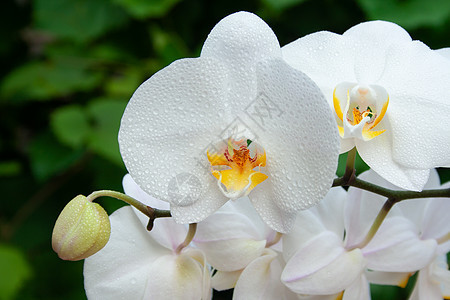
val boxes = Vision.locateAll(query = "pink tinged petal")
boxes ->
[365,270,411,287]
[142,251,206,300]
[119,57,231,224]
[84,206,170,300]
[342,274,370,300]
[388,96,450,169]
[355,126,430,191]
[234,249,297,300]
[248,57,340,233]
[363,217,437,272]
[282,231,365,295]
[211,270,242,291]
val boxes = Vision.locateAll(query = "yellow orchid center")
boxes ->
[333,82,389,141]
[207,138,267,199]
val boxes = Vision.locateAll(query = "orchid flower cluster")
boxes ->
[51,12,450,300]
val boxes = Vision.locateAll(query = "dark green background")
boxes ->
[1,0,449,299]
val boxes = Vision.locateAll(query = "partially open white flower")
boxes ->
[119,12,339,232]
[83,175,211,300]
[283,21,450,191]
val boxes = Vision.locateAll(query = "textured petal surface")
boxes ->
[119,57,230,224]
[282,231,365,295]
[248,57,339,232]
[363,217,437,272]
[355,129,430,191]
[84,206,170,300]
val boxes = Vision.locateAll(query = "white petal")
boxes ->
[248,57,340,232]
[142,250,207,300]
[122,173,169,209]
[282,31,357,105]
[436,47,450,59]
[211,270,242,291]
[84,206,170,300]
[355,127,430,191]
[201,11,281,71]
[119,57,231,224]
[388,95,450,169]
[363,216,437,272]
[343,21,412,45]
[122,174,188,251]
[234,249,296,300]
[282,231,365,295]
[342,274,370,300]
[365,270,411,287]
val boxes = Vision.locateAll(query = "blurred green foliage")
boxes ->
[0,0,449,299]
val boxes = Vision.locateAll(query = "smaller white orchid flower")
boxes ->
[281,178,437,299]
[282,21,450,191]
[118,11,339,233]
[364,170,450,300]
[194,197,296,299]
[83,175,211,300]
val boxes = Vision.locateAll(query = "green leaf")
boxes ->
[1,60,102,102]
[356,0,450,29]
[51,105,90,148]
[0,161,21,176]
[261,0,309,11]
[34,0,128,42]
[104,67,145,97]
[29,132,84,181]
[86,99,127,166]
[113,0,182,19]
[0,244,32,300]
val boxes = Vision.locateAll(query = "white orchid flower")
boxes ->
[84,175,211,300]
[118,11,340,232]
[281,178,437,299]
[282,21,450,191]
[194,197,297,299]
[436,47,450,59]
[362,170,450,300]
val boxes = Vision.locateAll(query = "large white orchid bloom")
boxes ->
[282,21,450,191]
[118,11,339,232]
[83,175,211,300]
[194,197,297,299]
[281,178,437,299]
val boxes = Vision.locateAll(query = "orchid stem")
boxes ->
[351,197,395,249]
[176,223,197,254]
[86,190,171,231]
[342,147,356,184]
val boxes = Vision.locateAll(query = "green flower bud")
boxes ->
[52,195,111,261]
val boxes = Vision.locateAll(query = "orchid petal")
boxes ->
[282,231,365,295]
[342,274,370,300]
[247,57,339,232]
[355,128,430,191]
[84,206,170,299]
[142,251,206,300]
[122,174,188,251]
[234,249,296,300]
[365,270,412,288]
[211,270,242,291]
[436,47,450,59]
[363,217,437,272]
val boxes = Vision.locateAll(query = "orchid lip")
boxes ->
[333,82,389,141]
[207,138,268,200]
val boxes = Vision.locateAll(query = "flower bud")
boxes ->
[52,195,111,261]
